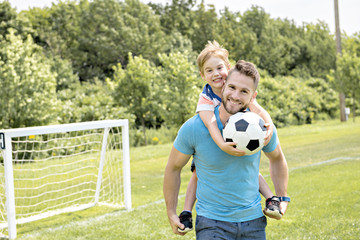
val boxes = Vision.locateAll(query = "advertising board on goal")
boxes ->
[0,120,131,239]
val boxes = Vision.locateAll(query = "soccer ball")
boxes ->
[223,111,267,155]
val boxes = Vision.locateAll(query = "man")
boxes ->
[163,60,289,239]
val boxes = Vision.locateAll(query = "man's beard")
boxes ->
[223,98,248,114]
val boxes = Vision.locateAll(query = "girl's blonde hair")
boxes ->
[197,40,230,74]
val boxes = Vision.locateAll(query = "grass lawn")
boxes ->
[12,118,360,239]
[266,159,360,239]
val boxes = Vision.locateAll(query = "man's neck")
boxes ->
[218,105,232,125]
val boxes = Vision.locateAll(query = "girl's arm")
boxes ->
[199,111,245,156]
[183,170,197,212]
[259,173,273,199]
[249,99,273,146]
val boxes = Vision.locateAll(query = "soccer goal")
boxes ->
[0,120,131,239]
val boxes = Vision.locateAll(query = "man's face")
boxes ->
[222,71,257,114]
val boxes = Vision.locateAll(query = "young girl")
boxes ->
[178,41,282,233]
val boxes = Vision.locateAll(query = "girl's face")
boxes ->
[200,57,229,93]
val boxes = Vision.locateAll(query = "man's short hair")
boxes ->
[227,60,260,90]
[197,40,230,74]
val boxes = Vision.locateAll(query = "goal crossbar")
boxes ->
[0,120,129,138]
[0,120,131,239]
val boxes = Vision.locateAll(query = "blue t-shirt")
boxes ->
[174,106,279,222]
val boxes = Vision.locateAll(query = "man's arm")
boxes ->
[163,146,192,235]
[264,144,289,215]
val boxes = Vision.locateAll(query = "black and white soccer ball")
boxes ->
[223,111,267,155]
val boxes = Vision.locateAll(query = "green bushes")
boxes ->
[0,29,341,147]
[0,31,59,129]
[57,81,133,124]
[129,126,179,147]
[257,76,338,127]
[2,0,358,148]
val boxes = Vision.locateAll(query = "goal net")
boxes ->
[0,120,131,239]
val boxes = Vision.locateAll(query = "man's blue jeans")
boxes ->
[196,215,267,240]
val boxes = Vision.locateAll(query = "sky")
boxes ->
[7,0,360,35]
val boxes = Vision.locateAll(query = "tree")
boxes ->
[19,0,79,57]
[24,0,167,82]
[190,0,218,52]
[0,30,59,129]
[149,0,196,37]
[0,1,18,37]
[328,51,360,121]
[255,20,295,76]
[77,0,166,79]
[302,22,336,79]
[241,6,269,40]
[343,32,360,56]
[158,51,201,127]
[215,8,258,65]
[238,6,298,76]
[113,53,161,145]
[149,0,219,53]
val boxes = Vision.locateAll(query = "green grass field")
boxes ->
[13,119,360,239]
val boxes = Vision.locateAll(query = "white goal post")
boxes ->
[0,120,131,239]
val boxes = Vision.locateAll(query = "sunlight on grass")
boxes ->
[13,119,360,239]
[265,159,360,239]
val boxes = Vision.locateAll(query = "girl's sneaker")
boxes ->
[264,196,282,220]
[178,211,193,233]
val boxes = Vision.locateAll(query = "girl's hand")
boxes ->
[220,142,246,156]
[264,123,274,146]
